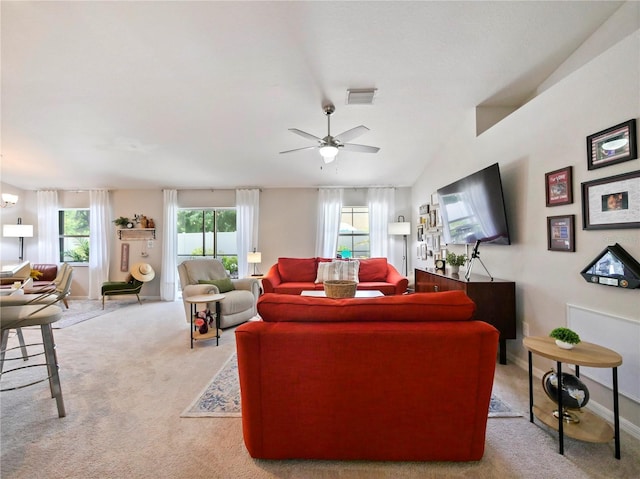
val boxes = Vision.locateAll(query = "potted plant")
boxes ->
[445,252,467,274]
[113,216,130,228]
[549,327,580,350]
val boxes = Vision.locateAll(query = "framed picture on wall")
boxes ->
[545,166,573,206]
[581,170,640,230]
[120,243,130,272]
[587,119,637,170]
[547,215,575,252]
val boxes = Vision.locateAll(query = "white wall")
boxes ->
[412,28,640,429]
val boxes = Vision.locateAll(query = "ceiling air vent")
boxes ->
[346,89,377,105]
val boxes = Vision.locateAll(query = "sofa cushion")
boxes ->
[182,259,228,284]
[334,260,359,282]
[315,262,338,283]
[358,258,388,282]
[31,263,58,282]
[278,257,317,283]
[257,290,476,323]
[199,278,235,293]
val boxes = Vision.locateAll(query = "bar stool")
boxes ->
[0,304,65,417]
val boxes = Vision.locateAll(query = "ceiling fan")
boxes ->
[280,104,380,163]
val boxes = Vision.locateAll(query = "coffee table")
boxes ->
[301,290,384,298]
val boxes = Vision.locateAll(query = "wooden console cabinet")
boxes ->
[415,268,516,364]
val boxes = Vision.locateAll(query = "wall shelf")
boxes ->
[117,228,156,241]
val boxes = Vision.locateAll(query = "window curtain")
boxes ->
[88,190,111,299]
[367,187,395,258]
[36,190,59,263]
[315,188,343,258]
[236,189,260,277]
[161,189,178,300]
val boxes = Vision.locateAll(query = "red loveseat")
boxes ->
[261,257,408,295]
[235,291,499,461]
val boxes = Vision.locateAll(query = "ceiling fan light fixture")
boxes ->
[319,145,338,163]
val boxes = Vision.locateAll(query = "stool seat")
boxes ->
[0,305,62,329]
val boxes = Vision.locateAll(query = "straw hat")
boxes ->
[130,263,155,282]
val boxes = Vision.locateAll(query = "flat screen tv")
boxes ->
[437,163,511,245]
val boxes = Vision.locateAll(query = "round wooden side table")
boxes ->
[523,336,622,459]
[184,293,225,349]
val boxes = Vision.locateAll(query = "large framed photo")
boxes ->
[547,215,575,252]
[545,166,573,206]
[581,170,640,230]
[587,119,637,170]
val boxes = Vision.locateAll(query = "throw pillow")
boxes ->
[333,260,360,282]
[358,258,388,282]
[315,261,339,283]
[198,278,235,293]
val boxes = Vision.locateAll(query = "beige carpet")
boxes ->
[1,300,639,479]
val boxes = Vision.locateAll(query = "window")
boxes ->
[59,209,90,263]
[338,206,369,258]
[177,209,238,277]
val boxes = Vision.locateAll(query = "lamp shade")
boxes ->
[247,251,262,264]
[319,145,338,163]
[3,224,34,238]
[388,222,411,236]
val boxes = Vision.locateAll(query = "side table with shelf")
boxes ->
[523,336,622,459]
[184,293,225,349]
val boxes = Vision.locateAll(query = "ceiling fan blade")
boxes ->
[341,143,380,153]
[288,128,322,141]
[279,145,318,154]
[334,125,369,143]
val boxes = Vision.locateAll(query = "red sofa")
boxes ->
[261,257,408,295]
[235,291,499,461]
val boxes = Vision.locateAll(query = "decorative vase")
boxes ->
[555,339,574,350]
[199,322,208,334]
[450,265,460,274]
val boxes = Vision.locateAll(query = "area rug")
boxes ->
[181,353,522,418]
[53,299,141,329]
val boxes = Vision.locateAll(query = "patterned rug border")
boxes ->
[181,352,523,419]
[181,353,241,418]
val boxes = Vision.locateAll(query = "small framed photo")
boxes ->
[581,170,640,230]
[547,215,575,252]
[417,224,424,242]
[431,192,439,206]
[587,119,637,170]
[545,166,573,206]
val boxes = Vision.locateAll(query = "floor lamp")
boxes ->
[3,217,34,262]
[388,216,411,276]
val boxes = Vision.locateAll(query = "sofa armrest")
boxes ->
[385,263,409,294]
[232,278,260,299]
[261,264,281,294]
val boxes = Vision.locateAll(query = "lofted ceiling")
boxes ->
[0,1,624,191]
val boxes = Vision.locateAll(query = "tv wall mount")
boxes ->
[580,243,640,289]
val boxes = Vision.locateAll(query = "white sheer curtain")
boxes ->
[161,189,178,300]
[367,187,395,258]
[88,190,111,299]
[37,190,59,263]
[236,189,260,277]
[315,188,343,258]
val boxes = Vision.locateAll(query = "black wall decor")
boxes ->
[580,243,640,289]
